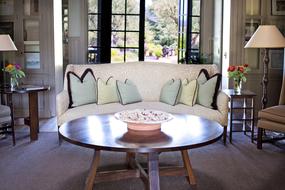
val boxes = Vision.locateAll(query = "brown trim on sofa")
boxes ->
[67,68,96,108]
[197,69,222,110]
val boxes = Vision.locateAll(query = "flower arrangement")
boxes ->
[2,63,25,88]
[227,64,250,92]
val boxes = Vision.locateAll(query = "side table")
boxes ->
[223,89,256,143]
[0,85,50,141]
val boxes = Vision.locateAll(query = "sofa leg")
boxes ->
[58,126,62,146]
[257,128,263,149]
[223,126,227,145]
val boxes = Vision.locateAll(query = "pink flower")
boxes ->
[15,64,21,70]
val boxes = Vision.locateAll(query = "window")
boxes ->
[187,0,201,64]
[178,0,201,64]
[111,0,140,62]
[88,0,100,63]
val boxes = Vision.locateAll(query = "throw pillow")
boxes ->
[97,77,119,105]
[196,69,221,109]
[116,79,142,105]
[160,79,181,106]
[178,79,198,106]
[67,68,97,108]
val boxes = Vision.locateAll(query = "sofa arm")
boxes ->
[216,90,230,125]
[56,90,69,118]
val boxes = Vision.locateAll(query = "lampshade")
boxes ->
[245,25,285,48]
[0,34,17,51]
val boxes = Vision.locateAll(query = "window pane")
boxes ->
[126,49,138,62]
[88,15,98,30]
[0,0,14,16]
[111,48,124,62]
[246,0,260,16]
[111,32,125,47]
[112,15,125,30]
[88,31,98,47]
[192,17,200,32]
[88,0,98,13]
[192,0,200,16]
[24,0,39,16]
[112,0,125,14]
[126,16,139,31]
[126,32,139,47]
[24,44,40,52]
[24,20,39,41]
[127,0,139,14]
[191,34,199,49]
[88,47,99,63]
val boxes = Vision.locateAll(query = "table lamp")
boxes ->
[245,25,285,109]
[0,34,17,87]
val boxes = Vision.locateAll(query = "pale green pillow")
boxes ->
[179,79,198,106]
[97,77,119,105]
[116,79,142,105]
[196,69,221,109]
[160,79,181,106]
[67,69,97,107]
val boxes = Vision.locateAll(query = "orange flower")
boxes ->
[5,64,14,72]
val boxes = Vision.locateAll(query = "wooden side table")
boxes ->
[0,85,50,141]
[223,89,256,143]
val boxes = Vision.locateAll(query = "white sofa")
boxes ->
[56,62,229,142]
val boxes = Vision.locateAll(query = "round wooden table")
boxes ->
[59,114,223,190]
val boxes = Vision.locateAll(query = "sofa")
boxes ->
[56,62,230,142]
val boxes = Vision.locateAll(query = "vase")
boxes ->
[10,77,18,90]
[234,79,242,93]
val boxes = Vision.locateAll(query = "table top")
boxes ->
[223,89,256,97]
[0,85,50,94]
[59,114,224,153]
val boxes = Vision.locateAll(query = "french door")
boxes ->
[88,0,200,64]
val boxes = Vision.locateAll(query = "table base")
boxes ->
[85,150,196,190]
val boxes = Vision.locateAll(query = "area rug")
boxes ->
[0,132,284,190]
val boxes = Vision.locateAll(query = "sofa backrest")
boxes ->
[64,62,219,101]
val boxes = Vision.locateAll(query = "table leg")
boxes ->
[85,150,100,190]
[243,98,246,135]
[181,150,196,185]
[148,152,160,190]
[251,97,255,143]
[7,94,15,145]
[230,98,233,143]
[126,152,135,168]
[29,92,39,140]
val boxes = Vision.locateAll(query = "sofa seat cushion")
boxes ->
[257,120,285,133]
[258,105,285,125]
[58,101,225,126]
